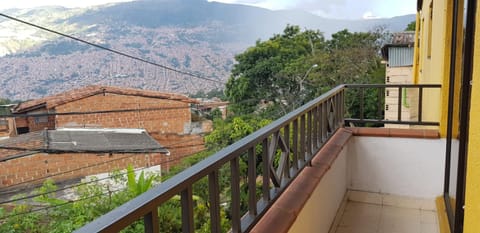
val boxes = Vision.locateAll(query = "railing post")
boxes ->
[283,125,291,179]
[230,157,241,233]
[397,87,402,121]
[181,186,194,233]
[292,119,299,171]
[262,138,270,202]
[316,105,322,147]
[377,87,383,120]
[418,87,423,123]
[144,208,159,233]
[208,171,221,233]
[299,114,306,164]
[312,107,318,151]
[248,147,257,216]
[360,87,365,121]
[307,110,313,159]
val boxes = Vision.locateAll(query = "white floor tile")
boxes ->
[334,197,439,233]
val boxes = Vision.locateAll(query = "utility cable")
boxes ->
[0,13,225,84]
[0,166,148,205]
[0,97,233,118]
[0,137,208,191]
[0,137,210,204]
[0,187,126,221]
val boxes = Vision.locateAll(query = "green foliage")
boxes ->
[190,89,226,100]
[226,25,390,119]
[205,116,272,150]
[126,165,154,197]
[0,167,165,233]
[405,21,416,31]
[226,25,324,116]
[0,98,13,115]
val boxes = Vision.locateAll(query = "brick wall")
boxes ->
[54,93,191,135]
[152,133,206,167]
[0,152,171,188]
[27,115,56,132]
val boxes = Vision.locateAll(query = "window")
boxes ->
[17,127,29,134]
[34,116,49,124]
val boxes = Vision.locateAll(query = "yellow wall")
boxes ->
[414,0,463,137]
[463,3,480,232]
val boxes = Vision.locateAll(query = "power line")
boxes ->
[0,166,149,205]
[0,13,225,85]
[0,187,126,221]
[0,137,207,191]
[0,105,198,118]
[0,136,210,204]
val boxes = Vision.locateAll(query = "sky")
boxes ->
[0,0,417,19]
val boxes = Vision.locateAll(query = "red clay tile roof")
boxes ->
[13,85,198,113]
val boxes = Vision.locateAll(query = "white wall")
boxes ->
[289,146,348,233]
[347,137,447,198]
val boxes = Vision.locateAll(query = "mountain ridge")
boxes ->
[0,0,415,100]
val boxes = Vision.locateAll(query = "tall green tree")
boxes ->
[405,21,416,31]
[309,29,385,95]
[225,25,324,116]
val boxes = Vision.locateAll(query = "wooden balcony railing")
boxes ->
[75,84,441,233]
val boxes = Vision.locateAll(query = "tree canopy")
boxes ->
[225,25,324,115]
[405,21,416,31]
[225,25,387,118]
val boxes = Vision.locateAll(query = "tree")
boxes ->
[405,21,416,31]
[225,25,324,116]
[308,28,387,120]
[226,26,389,118]
[309,29,385,95]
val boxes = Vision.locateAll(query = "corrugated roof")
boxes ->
[0,128,169,161]
[46,129,169,154]
[391,31,415,45]
[13,85,198,113]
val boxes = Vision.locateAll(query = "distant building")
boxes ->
[381,31,417,128]
[197,98,229,119]
[0,128,169,189]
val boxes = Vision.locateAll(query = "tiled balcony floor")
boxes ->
[331,193,439,233]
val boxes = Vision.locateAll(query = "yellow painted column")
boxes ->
[463,3,480,232]
[439,0,463,138]
[413,12,421,84]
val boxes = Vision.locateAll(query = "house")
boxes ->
[381,31,418,128]
[0,128,169,189]
[9,85,209,166]
[196,98,229,119]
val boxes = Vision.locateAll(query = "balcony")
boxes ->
[75,84,445,233]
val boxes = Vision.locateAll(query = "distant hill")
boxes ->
[0,0,415,100]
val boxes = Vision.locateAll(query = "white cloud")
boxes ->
[0,0,135,10]
[208,0,416,19]
[362,11,380,19]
